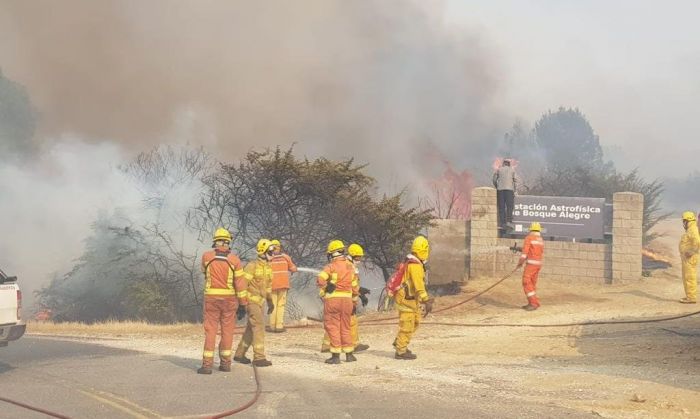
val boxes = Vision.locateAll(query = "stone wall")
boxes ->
[426,219,470,285]
[427,187,643,284]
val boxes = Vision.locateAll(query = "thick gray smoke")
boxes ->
[0,1,508,308]
[0,0,504,174]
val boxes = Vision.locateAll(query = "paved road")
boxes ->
[0,337,591,418]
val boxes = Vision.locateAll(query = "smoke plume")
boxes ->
[0,0,504,173]
[0,1,507,307]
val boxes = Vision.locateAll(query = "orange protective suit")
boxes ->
[200,247,248,369]
[519,232,544,308]
[269,253,297,330]
[317,256,359,354]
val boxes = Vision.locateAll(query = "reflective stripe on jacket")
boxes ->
[317,256,359,300]
[520,232,544,265]
[243,259,273,306]
[201,248,248,300]
[395,254,429,312]
[270,253,297,290]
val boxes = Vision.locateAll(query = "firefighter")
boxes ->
[318,240,359,364]
[267,239,297,333]
[517,222,544,311]
[233,239,275,367]
[394,236,433,360]
[321,243,370,353]
[198,228,249,375]
[679,211,700,304]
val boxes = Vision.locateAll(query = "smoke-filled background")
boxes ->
[1,0,699,309]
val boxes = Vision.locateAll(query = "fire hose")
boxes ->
[3,268,699,418]
[206,365,261,418]
[0,366,261,419]
[0,396,72,419]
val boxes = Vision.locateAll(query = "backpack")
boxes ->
[386,256,422,296]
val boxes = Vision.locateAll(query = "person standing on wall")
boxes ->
[493,158,519,229]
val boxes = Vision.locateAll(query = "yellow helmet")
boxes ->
[682,211,696,222]
[213,228,232,242]
[411,236,430,261]
[256,238,272,255]
[271,239,281,247]
[348,243,364,258]
[327,240,345,254]
[529,222,542,232]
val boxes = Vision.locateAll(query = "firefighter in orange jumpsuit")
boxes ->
[268,239,297,333]
[517,222,545,311]
[394,236,433,360]
[234,239,275,367]
[317,240,359,364]
[321,243,370,353]
[198,228,249,375]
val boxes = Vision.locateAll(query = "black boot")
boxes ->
[252,359,272,367]
[395,351,417,360]
[234,355,251,364]
[354,343,370,352]
[218,363,231,372]
[345,352,357,362]
[325,353,341,365]
[197,366,213,374]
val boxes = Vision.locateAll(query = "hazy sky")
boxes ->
[446,0,700,178]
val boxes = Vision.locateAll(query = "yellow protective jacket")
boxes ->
[395,255,430,313]
[243,259,273,306]
[679,220,700,261]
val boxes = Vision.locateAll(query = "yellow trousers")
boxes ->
[322,314,359,350]
[682,254,698,301]
[395,310,420,355]
[235,303,266,361]
[268,289,288,330]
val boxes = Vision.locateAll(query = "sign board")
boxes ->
[512,195,606,240]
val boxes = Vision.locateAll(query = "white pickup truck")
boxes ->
[0,268,25,347]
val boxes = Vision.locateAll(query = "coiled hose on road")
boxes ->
[3,268,699,418]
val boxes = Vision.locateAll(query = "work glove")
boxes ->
[324,282,336,295]
[359,293,369,307]
[236,305,247,321]
[422,297,434,317]
[267,299,275,315]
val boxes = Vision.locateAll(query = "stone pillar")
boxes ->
[611,192,644,283]
[468,187,498,279]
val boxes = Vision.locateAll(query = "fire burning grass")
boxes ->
[26,320,202,339]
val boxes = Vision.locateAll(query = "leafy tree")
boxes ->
[534,107,606,171]
[335,192,433,281]
[192,146,433,285]
[0,69,36,159]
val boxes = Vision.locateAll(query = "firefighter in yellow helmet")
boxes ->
[234,239,275,366]
[268,239,297,332]
[679,212,699,303]
[198,228,248,374]
[516,222,545,310]
[321,243,370,353]
[317,240,359,364]
[394,236,433,360]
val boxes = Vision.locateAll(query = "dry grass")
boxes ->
[27,320,202,339]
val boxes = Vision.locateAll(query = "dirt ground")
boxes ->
[27,220,700,418]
